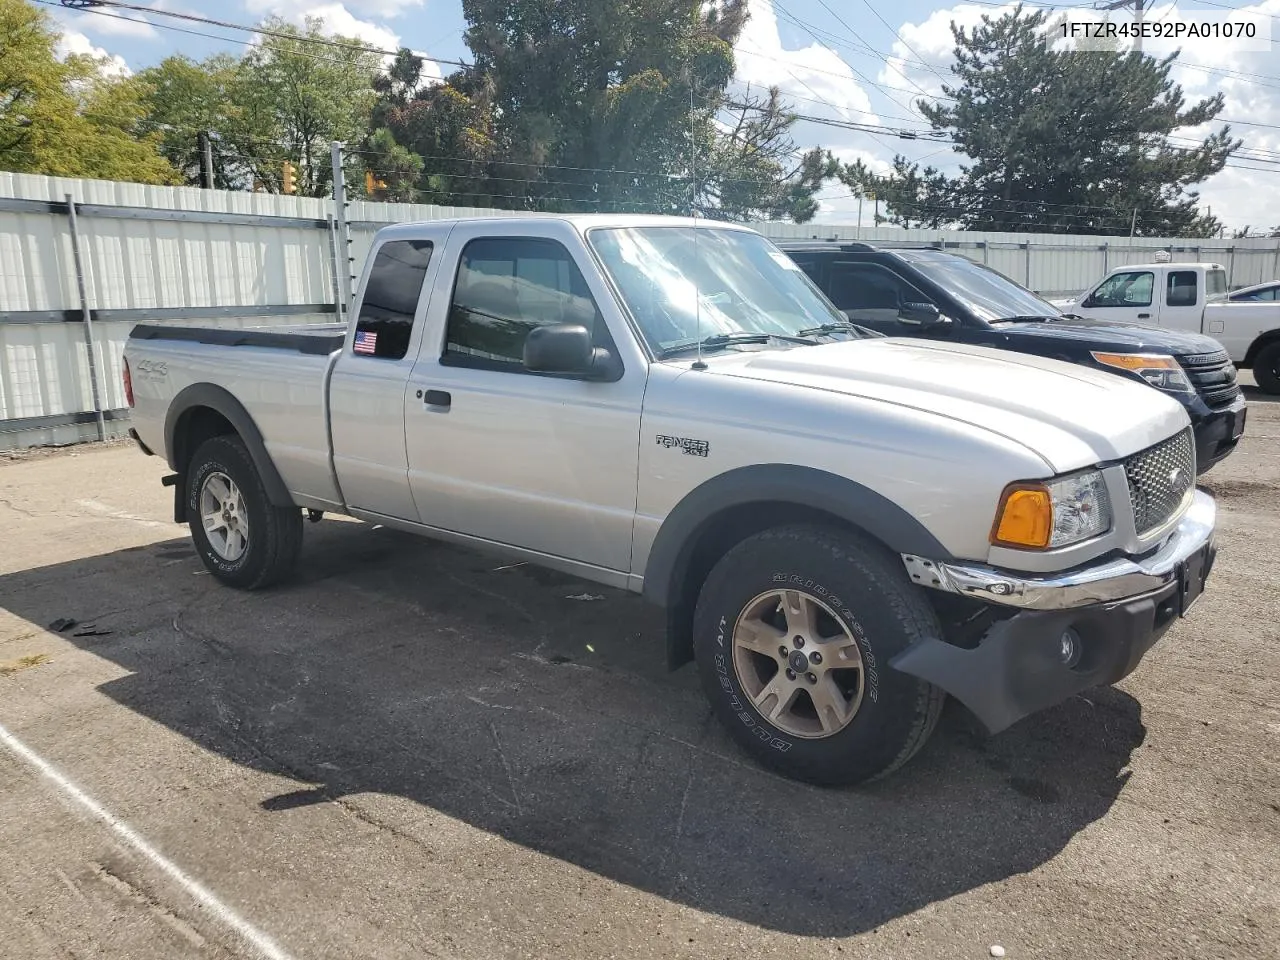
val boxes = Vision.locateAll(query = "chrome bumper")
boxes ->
[902,490,1216,611]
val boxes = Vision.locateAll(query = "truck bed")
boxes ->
[126,321,348,511]
[130,322,348,356]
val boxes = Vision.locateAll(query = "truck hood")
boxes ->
[993,316,1225,356]
[700,339,1189,473]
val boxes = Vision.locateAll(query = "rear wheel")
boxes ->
[187,435,303,589]
[1254,342,1280,395]
[693,524,945,786]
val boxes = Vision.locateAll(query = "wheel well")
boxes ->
[173,406,236,476]
[1243,329,1280,366]
[663,500,865,669]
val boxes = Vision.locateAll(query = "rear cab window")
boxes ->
[352,239,434,360]
[1205,269,1228,300]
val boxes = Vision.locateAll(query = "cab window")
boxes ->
[351,240,433,361]
[443,237,602,370]
[1166,270,1198,307]
[1089,271,1153,308]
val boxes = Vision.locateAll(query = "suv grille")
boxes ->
[1178,350,1242,408]
[1125,428,1196,535]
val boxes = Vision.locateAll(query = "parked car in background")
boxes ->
[1053,262,1280,394]
[777,241,1247,472]
[1229,280,1280,303]
[123,215,1218,786]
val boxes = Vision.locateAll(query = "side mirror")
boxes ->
[523,323,620,380]
[898,302,943,325]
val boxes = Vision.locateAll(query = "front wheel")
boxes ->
[693,524,945,786]
[1253,342,1280,395]
[186,435,303,589]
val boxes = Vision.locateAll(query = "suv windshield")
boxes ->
[897,250,1063,324]
[588,226,855,354]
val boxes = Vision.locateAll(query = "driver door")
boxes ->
[826,261,943,337]
[402,224,647,573]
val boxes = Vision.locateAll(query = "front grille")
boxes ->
[1125,428,1196,535]
[1178,349,1242,408]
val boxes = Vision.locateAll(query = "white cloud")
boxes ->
[243,0,423,22]
[734,0,877,124]
[55,30,132,78]
[55,5,160,41]
[266,3,402,51]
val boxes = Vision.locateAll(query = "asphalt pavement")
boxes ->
[1,385,1277,960]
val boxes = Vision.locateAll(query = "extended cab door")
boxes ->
[329,236,439,520]
[1078,268,1158,325]
[401,222,647,574]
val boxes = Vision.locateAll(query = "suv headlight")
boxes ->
[991,470,1113,549]
[1091,352,1192,393]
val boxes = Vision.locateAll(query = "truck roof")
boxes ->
[372,213,761,241]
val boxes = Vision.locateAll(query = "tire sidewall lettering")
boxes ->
[771,571,880,703]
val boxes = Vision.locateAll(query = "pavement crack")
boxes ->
[89,860,209,951]
[488,719,524,816]
[0,496,39,518]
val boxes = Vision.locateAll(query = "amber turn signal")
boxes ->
[991,483,1053,549]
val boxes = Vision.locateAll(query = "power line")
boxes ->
[55,0,474,69]
[847,0,950,84]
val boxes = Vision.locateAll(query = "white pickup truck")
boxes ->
[1052,262,1280,393]
[123,215,1217,785]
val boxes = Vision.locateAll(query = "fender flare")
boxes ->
[164,383,295,509]
[642,463,956,609]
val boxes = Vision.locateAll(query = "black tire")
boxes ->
[1254,342,1280,395]
[693,524,945,786]
[186,435,303,589]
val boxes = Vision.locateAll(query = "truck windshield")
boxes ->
[587,226,852,354]
[1206,269,1228,301]
[897,251,1064,324]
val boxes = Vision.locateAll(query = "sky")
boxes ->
[42,0,1280,234]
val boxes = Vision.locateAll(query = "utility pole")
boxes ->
[330,141,354,317]
[1096,0,1145,53]
[1130,208,1138,238]
[198,131,214,189]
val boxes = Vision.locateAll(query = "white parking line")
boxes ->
[0,721,297,960]
[74,499,171,530]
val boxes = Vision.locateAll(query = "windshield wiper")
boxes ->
[997,315,1063,323]
[796,320,880,339]
[659,331,817,358]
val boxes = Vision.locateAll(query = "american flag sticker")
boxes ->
[353,330,378,355]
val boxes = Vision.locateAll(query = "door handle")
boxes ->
[423,389,451,408]
[1137,313,1151,319]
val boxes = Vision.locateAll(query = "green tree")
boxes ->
[853,5,1238,237]
[229,17,382,196]
[0,0,177,183]
[137,54,243,188]
[378,0,825,220]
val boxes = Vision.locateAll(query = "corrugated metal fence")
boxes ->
[2,169,1279,450]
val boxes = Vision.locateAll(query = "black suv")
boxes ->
[778,241,1247,474]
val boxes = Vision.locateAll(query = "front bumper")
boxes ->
[1191,395,1247,474]
[900,490,1215,611]
[891,491,1217,734]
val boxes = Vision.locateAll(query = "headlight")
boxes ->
[991,470,1113,549]
[1091,352,1192,393]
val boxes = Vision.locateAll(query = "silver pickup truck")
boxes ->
[122,214,1217,785]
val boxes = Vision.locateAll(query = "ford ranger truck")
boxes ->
[1052,261,1280,395]
[778,241,1248,473]
[122,215,1217,786]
